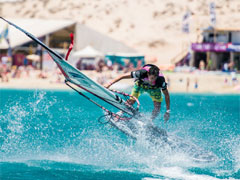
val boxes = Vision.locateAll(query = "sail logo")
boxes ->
[69,72,85,79]
[69,72,93,87]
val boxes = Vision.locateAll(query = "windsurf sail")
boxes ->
[0,17,139,118]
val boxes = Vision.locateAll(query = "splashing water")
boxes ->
[0,89,239,179]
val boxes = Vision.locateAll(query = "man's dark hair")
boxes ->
[148,65,159,76]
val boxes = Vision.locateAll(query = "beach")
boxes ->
[1,69,239,94]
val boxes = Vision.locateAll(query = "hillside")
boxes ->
[1,0,240,65]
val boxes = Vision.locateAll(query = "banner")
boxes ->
[191,43,227,52]
[192,43,240,52]
[227,44,240,52]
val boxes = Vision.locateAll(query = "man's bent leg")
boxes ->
[148,88,163,120]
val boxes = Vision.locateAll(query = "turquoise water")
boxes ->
[0,89,239,180]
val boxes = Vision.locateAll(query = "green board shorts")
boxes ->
[130,82,163,102]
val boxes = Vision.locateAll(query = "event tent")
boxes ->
[0,18,75,49]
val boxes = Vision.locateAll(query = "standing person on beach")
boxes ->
[186,77,190,92]
[105,64,170,122]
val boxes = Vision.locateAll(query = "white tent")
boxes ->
[69,45,104,68]
[72,45,103,58]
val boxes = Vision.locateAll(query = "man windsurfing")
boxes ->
[105,64,170,122]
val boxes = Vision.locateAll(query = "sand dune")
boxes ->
[0,0,240,64]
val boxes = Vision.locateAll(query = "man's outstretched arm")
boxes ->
[105,73,132,88]
[162,89,170,122]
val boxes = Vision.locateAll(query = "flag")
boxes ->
[6,38,12,57]
[3,25,9,39]
[0,25,8,43]
[0,25,12,57]
[209,2,216,27]
[0,30,2,42]
[4,25,12,57]
[182,11,190,33]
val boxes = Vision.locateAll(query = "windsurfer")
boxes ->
[105,64,170,122]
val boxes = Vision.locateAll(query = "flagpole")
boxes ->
[209,2,217,71]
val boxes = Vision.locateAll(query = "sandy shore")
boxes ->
[1,70,239,94]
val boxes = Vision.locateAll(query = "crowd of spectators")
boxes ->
[1,55,238,92]
[0,59,62,83]
[94,59,142,85]
[0,56,144,85]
